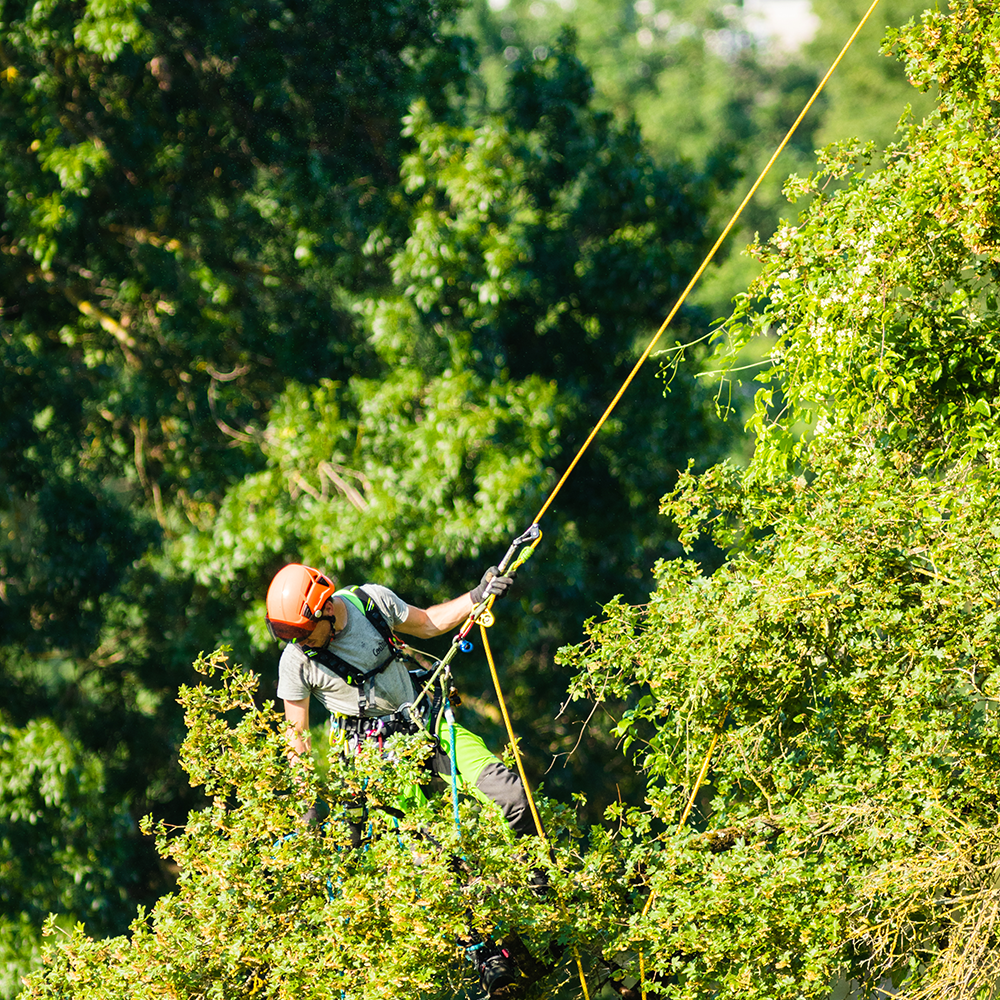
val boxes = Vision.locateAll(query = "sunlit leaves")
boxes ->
[558,3,1000,996]
[20,651,594,1000]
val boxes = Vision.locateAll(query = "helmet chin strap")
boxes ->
[315,611,341,648]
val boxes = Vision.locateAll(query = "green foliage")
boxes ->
[0,716,138,998]
[564,454,1000,996]
[17,0,961,994]
[0,0,468,546]
[0,0,474,671]
[459,0,814,313]
[719,0,1000,478]
[0,0,475,984]
[187,33,724,590]
[461,0,809,161]
[3,4,733,987]
[19,651,624,1000]
[558,2,1000,996]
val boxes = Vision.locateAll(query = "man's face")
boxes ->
[300,598,336,649]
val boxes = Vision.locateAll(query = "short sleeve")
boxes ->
[276,643,312,702]
[359,583,410,628]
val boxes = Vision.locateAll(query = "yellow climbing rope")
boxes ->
[533,0,889,530]
[480,624,547,842]
[460,3,889,996]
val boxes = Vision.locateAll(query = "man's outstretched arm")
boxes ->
[395,594,476,639]
[395,566,514,639]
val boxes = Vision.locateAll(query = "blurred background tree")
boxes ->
[1,0,474,986]
[456,0,936,310]
[0,717,138,996]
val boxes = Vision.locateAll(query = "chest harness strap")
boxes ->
[301,586,411,713]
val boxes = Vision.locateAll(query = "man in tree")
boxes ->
[264,563,538,998]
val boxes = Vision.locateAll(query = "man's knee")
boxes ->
[474,761,536,837]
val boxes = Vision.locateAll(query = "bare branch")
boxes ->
[318,461,369,512]
[207,379,255,444]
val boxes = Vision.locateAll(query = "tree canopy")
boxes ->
[13,1,1000,998]
[560,1,1000,996]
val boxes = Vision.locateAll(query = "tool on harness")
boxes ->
[464,935,526,999]
[344,797,369,848]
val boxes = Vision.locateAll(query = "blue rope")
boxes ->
[445,702,461,833]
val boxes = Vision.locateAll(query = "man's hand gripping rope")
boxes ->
[409,524,542,720]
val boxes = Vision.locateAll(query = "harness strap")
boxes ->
[302,586,408,710]
[339,586,407,653]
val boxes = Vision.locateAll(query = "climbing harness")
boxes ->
[301,585,421,713]
[333,710,421,745]
[323,654,464,845]
[302,586,411,684]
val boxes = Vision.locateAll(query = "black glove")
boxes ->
[470,565,514,604]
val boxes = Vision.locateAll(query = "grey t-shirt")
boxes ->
[276,583,415,718]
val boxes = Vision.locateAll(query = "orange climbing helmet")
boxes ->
[265,563,337,642]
